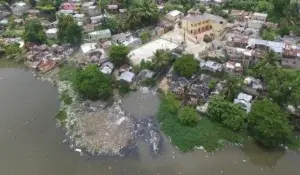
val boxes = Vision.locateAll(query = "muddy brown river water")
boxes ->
[0,61,300,175]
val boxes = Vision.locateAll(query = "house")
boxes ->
[100,62,114,74]
[247,20,264,30]
[281,44,300,69]
[181,14,212,35]
[73,14,86,24]
[87,6,101,17]
[56,10,76,20]
[203,13,227,36]
[11,2,29,16]
[61,2,76,10]
[165,10,184,22]
[247,38,285,54]
[200,60,223,72]
[107,4,118,11]
[118,71,135,83]
[112,32,141,48]
[244,76,263,90]
[230,10,251,21]
[81,1,95,14]
[234,92,253,113]
[251,13,268,22]
[224,61,243,75]
[137,69,155,81]
[80,42,98,55]
[86,29,111,42]
[90,15,104,24]
[46,28,58,39]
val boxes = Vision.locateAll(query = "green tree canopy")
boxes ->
[74,65,113,100]
[174,54,199,78]
[248,98,293,147]
[109,44,130,67]
[151,49,172,71]
[57,15,83,46]
[23,19,46,44]
[206,95,246,131]
[178,106,199,126]
[223,76,242,101]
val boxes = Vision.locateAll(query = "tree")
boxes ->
[8,16,15,30]
[223,76,242,101]
[151,49,172,71]
[140,31,151,43]
[174,54,199,78]
[178,106,199,126]
[74,65,113,100]
[248,99,293,147]
[262,28,277,41]
[97,0,110,13]
[206,95,246,131]
[252,50,280,77]
[118,80,131,95]
[4,43,22,58]
[57,15,83,46]
[126,0,159,29]
[23,19,46,44]
[109,44,130,67]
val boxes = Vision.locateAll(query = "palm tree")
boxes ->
[252,51,280,78]
[151,49,171,72]
[223,76,242,101]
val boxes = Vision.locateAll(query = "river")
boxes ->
[0,61,300,175]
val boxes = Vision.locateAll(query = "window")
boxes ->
[293,61,296,64]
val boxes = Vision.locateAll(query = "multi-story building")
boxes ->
[181,14,212,35]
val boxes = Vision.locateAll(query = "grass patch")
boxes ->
[60,90,73,105]
[56,109,67,127]
[1,29,24,38]
[59,64,78,82]
[158,93,244,152]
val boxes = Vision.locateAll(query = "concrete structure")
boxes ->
[247,38,285,54]
[165,10,184,22]
[251,13,268,22]
[282,44,300,69]
[81,1,94,13]
[203,13,226,36]
[87,6,101,17]
[112,32,141,48]
[118,71,135,83]
[11,2,29,16]
[90,15,104,24]
[80,43,97,55]
[247,20,264,30]
[46,28,58,39]
[56,10,76,20]
[73,14,86,24]
[86,29,111,42]
[100,62,114,74]
[200,60,223,72]
[234,92,253,113]
[128,38,179,65]
[182,14,212,35]
[224,61,243,75]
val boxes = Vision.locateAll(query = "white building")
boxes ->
[165,10,184,22]
[73,14,86,24]
[234,92,253,113]
[46,28,58,39]
[86,29,111,42]
[81,2,94,13]
[11,2,29,16]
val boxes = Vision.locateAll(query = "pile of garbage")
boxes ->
[69,99,135,155]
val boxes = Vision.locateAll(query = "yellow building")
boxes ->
[181,14,212,35]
